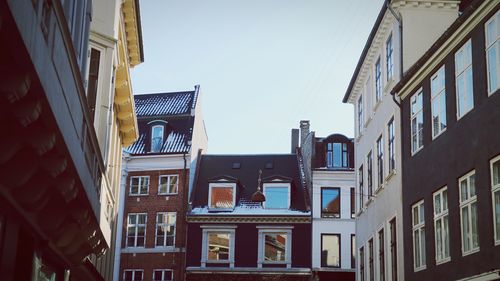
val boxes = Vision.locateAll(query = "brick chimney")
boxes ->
[300,120,310,147]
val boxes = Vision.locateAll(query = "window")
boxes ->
[321,187,340,218]
[351,187,356,218]
[326,142,349,168]
[126,213,146,247]
[151,125,164,152]
[358,95,364,135]
[459,171,479,255]
[258,228,292,267]
[386,33,394,81]
[375,58,382,104]
[359,166,364,210]
[433,187,450,264]
[130,176,149,196]
[208,183,236,209]
[201,227,236,267]
[155,212,176,247]
[360,246,365,281]
[412,201,426,271]
[263,183,290,209]
[351,234,356,269]
[123,270,143,281]
[159,175,178,195]
[153,270,172,281]
[377,135,384,187]
[321,234,340,267]
[366,76,372,116]
[379,229,385,281]
[387,118,395,173]
[431,66,447,138]
[486,11,500,95]
[367,152,373,199]
[389,218,397,281]
[368,238,374,281]
[410,90,424,154]
[86,47,100,121]
[455,39,474,118]
[491,155,500,244]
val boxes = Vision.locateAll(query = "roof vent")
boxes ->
[232,162,241,169]
[265,162,273,169]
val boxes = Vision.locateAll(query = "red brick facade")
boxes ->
[119,168,189,281]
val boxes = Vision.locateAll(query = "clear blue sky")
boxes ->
[131,0,384,154]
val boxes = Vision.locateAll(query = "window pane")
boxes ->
[495,190,500,241]
[210,186,234,208]
[471,202,479,248]
[322,188,340,218]
[470,174,476,197]
[436,219,442,261]
[462,207,470,252]
[493,159,500,185]
[321,235,340,267]
[159,177,168,193]
[333,143,342,167]
[265,186,289,209]
[265,234,287,262]
[488,47,498,92]
[208,233,229,261]
[169,176,178,193]
[444,215,450,258]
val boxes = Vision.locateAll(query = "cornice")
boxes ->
[122,0,142,66]
[187,215,311,224]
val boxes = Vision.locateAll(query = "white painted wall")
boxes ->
[127,154,189,171]
[312,170,356,271]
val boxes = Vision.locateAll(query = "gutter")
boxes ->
[181,152,188,280]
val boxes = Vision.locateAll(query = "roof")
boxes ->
[125,128,190,154]
[190,154,310,213]
[342,1,388,103]
[134,87,199,117]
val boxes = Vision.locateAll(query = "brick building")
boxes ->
[114,87,208,281]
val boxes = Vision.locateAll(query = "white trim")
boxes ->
[208,182,237,210]
[152,269,173,281]
[263,183,291,209]
[459,170,480,256]
[201,228,236,267]
[129,176,150,196]
[122,269,144,281]
[151,125,165,153]
[485,10,500,96]
[158,174,179,195]
[155,212,176,248]
[257,228,292,268]
[455,39,474,120]
[412,200,426,272]
[433,186,450,265]
[490,155,500,246]
[430,65,447,139]
[410,89,424,156]
[126,213,147,248]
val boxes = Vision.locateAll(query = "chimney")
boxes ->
[300,120,310,147]
[291,129,299,153]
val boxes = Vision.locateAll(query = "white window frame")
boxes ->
[158,175,179,195]
[208,182,236,210]
[433,187,450,264]
[485,10,500,95]
[455,39,474,119]
[151,125,164,152]
[123,269,144,281]
[410,89,424,155]
[491,155,500,245]
[200,225,236,267]
[386,33,394,82]
[412,200,426,272]
[263,182,291,209]
[152,269,173,281]
[387,117,395,174]
[376,135,384,189]
[459,170,479,256]
[126,213,147,248]
[257,226,293,268]
[377,227,386,281]
[129,176,150,196]
[155,212,176,248]
[431,66,447,139]
[375,57,382,105]
[358,94,364,136]
[365,76,372,124]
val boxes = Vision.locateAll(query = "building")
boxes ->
[342,1,461,280]
[391,0,500,280]
[114,87,207,281]
[185,153,311,281]
[86,0,144,280]
[295,121,356,281]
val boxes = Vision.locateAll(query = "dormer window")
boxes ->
[151,125,164,152]
[263,183,290,209]
[326,142,348,168]
[209,183,236,210]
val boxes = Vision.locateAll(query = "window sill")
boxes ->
[158,193,178,196]
[321,215,342,219]
[414,265,426,272]
[462,247,480,257]
[364,116,373,128]
[435,256,451,266]
[373,100,382,112]
[374,184,384,195]
[384,78,396,93]
[385,169,396,183]
[432,128,446,141]
[207,208,235,212]
[411,146,424,157]
[128,194,149,197]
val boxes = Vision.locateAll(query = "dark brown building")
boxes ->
[393,1,500,280]
[115,89,207,281]
[186,153,312,281]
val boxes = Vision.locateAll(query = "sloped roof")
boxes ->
[134,91,196,117]
[125,129,190,155]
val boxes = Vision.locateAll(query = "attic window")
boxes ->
[209,183,236,210]
[326,143,348,168]
[232,163,241,169]
[151,125,164,152]
[265,162,274,169]
[263,183,290,209]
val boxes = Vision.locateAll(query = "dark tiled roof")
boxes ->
[125,130,190,154]
[134,91,195,117]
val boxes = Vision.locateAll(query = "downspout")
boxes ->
[113,153,130,281]
[387,0,403,108]
[181,152,188,281]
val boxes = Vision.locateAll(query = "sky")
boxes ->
[131,0,385,154]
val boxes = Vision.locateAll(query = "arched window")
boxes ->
[151,125,164,152]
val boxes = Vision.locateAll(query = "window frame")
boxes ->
[158,174,179,195]
[378,228,385,281]
[360,246,365,281]
[201,226,236,267]
[326,142,349,168]
[151,124,165,153]
[208,182,237,210]
[368,238,374,281]
[386,33,394,81]
[351,234,356,269]
[485,11,500,95]
[410,89,424,155]
[152,269,173,281]
[263,182,291,209]
[375,57,382,105]
[257,227,292,268]
[367,151,373,199]
[155,212,176,248]
[351,187,356,218]
[321,233,341,268]
[459,170,480,256]
[433,187,450,265]
[358,94,364,136]
[359,165,364,211]
[455,39,474,119]
[321,187,341,218]
[376,135,384,188]
[123,269,144,281]
[491,155,500,245]
[126,213,147,248]
[387,117,395,173]
[412,200,426,272]
[389,218,398,281]
[430,66,447,139]
[129,176,150,196]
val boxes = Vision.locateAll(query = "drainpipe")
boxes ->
[387,0,403,108]
[113,153,130,281]
[181,152,188,280]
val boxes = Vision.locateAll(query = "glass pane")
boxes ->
[460,179,468,202]
[153,271,162,281]
[169,176,178,193]
[436,219,442,260]
[443,189,448,211]
[321,235,340,267]
[420,228,426,265]
[470,174,476,197]
[138,214,146,224]
[471,202,479,248]
[210,186,234,208]
[333,143,342,167]
[495,190,500,241]
[265,186,289,209]
[434,194,441,215]
[135,271,143,281]
[136,237,144,247]
[462,207,470,252]
[493,159,500,186]
[159,177,168,193]
[129,214,136,224]
[419,204,424,224]
[124,271,133,281]
[265,234,287,262]
[488,47,498,93]
[465,68,474,112]
[444,215,450,258]
[414,230,420,267]
[208,233,229,261]
[322,188,340,218]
